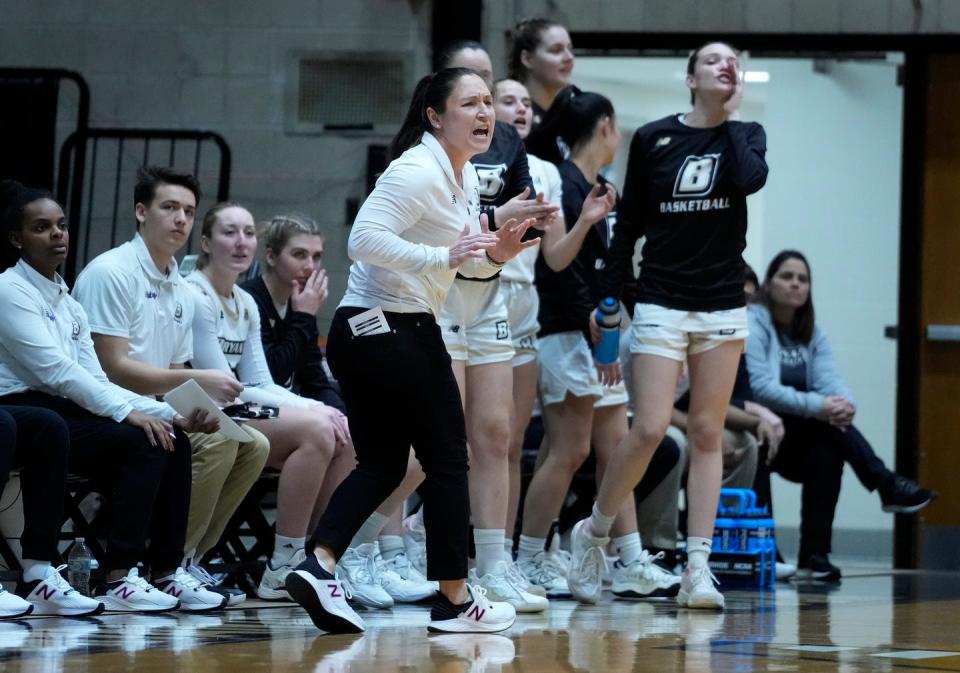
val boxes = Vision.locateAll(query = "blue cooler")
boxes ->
[708,488,776,587]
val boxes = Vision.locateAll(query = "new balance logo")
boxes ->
[466,604,486,622]
[115,586,137,600]
[34,584,58,600]
[328,583,342,598]
[166,585,183,598]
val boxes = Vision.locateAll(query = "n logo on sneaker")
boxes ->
[116,586,137,600]
[34,584,58,600]
[327,583,342,598]
[166,586,183,598]
[466,604,486,622]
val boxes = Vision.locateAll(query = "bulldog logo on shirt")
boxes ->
[71,321,80,340]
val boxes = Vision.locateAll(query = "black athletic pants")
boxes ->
[311,308,470,580]
[0,405,70,563]
[0,392,192,572]
[753,414,890,560]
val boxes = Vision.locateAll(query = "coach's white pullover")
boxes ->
[0,259,176,422]
[340,132,501,318]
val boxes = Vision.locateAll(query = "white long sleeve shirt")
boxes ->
[340,132,500,318]
[501,154,563,285]
[0,259,176,421]
[185,271,314,410]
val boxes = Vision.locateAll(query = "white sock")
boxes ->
[350,511,390,549]
[379,535,405,561]
[474,529,506,577]
[612,533,643,566]
[22,559,51,583]
[686,536,712,569]
[271,534,305,568]
[588,503,616,538]
[517,535,547,563]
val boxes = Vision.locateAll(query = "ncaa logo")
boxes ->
[673,154,721,197]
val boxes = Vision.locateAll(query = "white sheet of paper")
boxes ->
[347,306,391,336]
[164,379,254,442]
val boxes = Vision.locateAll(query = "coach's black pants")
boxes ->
[0,405,70,563]
[311,308,470,580]
[0,392,191,573]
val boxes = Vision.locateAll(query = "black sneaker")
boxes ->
[796,554,842,583]
[879,475,937,514]
[284,552,364,634]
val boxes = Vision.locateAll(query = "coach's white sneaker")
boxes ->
[428,584,516,633]
[285,553,365,634]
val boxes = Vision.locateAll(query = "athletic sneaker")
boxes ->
[0,584,33,618]
[775,561,797,581]
[97,567,180,612]
[566,519,609,605]
[470,561,548,613]
[156,567,228,611]
[377,552,437,603]
[796,554,842,582]
[401,512,428,576]
[505,559,547,598]
[257,549,306,601]
[18,564,104,616]
[427,584,516,633]
[285,551,365,634]
[676,565,725,610]
[879,474,937,514]
[611,551,682,600]
[187,564,246,606]
[337,544,394,609]
[518,551,571,598]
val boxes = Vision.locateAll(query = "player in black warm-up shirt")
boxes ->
[431,41,558,610]
[566,41,768,612]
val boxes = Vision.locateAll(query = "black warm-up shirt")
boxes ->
[536,161,628,342]
[240,275,346,413]
[602,115,768,312]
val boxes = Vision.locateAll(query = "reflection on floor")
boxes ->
[3,570,960,672]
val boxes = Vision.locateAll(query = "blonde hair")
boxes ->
[197,201,245,270]
[258,213,325,271]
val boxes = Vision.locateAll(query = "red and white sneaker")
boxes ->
[427,584,516,634]
[19,565,104,616]
[285,552,365,634]
[97,567,179,613]
[157,567,228,612]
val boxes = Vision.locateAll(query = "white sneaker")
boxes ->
[611,551,681,600]
[337,544,394,609]
[401,513,428,576]
[377,552,437,603]
[257,549,306,601]
[470,561,548,613]
[21,565,105,616]
[285,553,365,634]
[186,565,246,606]
[0,584,33,618]
[566,519,609,605]
[776,561,797,581]
[505,559,547,598]
[427,584,516,633]
[518,552,571,598]
[545,541,573,576]
[98,567,180,612]
[158,567,228,612]
[676,565,725,610]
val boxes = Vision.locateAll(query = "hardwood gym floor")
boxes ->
[3,569,960,672]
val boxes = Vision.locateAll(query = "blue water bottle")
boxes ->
[593,297,621,365]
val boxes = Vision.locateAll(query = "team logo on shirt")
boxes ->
[673,154,721,197]
[219,337,244,356]
[495,320,509,340]
[474,163,508,200]
[71,321,80,340]
[174,301,184,324]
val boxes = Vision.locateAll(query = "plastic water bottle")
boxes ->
[593,297,621,365]
[68,537,92,596]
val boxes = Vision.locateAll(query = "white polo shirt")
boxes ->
[340,132,500,318]
[185,271,312,410]
[501,154,563,285]
[73,233,194,368]
[0,259,176,421]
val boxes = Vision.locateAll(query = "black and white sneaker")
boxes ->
[427,584,516,634]
[879,475,937,514]
[796,554,842,583]
[285,552,365,634]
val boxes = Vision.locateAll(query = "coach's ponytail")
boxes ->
[389,67,479,161]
